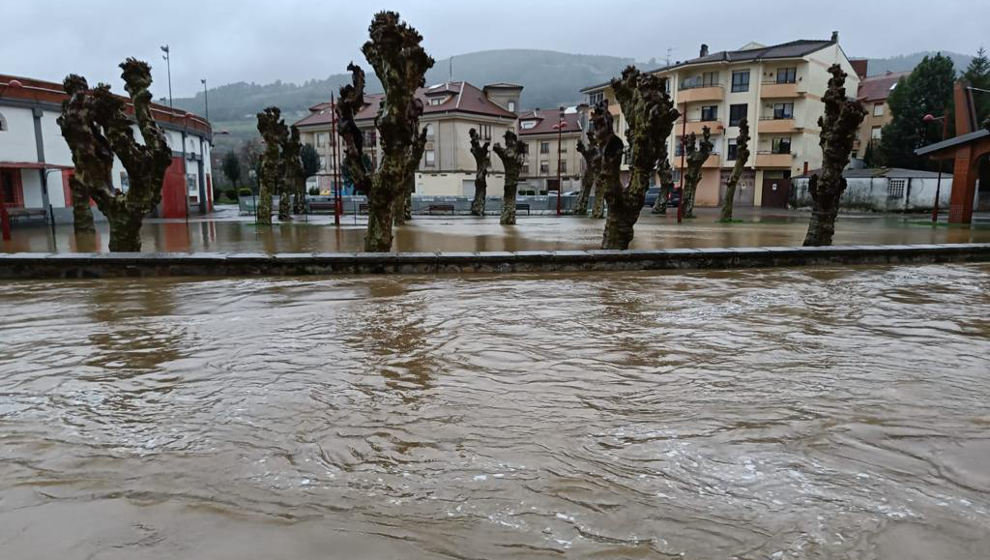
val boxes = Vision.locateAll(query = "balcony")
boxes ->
[702,154,721,169]
[758,117,799,134]
[760,80,801,98]
[676,83,724,103]
[678,119,724,137]
[755,151,793,167]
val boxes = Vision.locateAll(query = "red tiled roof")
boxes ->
[858,72,909,102]
[294,81,516,128]
[516,110,582,136]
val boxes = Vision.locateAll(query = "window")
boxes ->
[671,169,682,183]
[425,150,435,167]
[425,123,434,139]
[540,141,550,154]
[873,103,884,117]
[731,70,750,92]
[480,124,492,140]
[871,126,882,140]
[540,160,550,174]
[773,102,794,119]
[729,104,747,126]
[316,133,326,148]
[727,139,738,160]
[508,100,516,112]
[1,169,22,206]
[887,178,905,199]
[588,92,604,105]
[560,160,567,173]
[0,112,6,131]
[364,130,377,147]
[776,67,797,84]
[430,97,442,106]
[319,156,327,171]
[702,71,719,87]
[771,137,792,154]
[701,105,718,121]
[521,120,537,130]
[674,138,685,157]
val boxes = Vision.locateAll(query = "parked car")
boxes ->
[643,187,681,208]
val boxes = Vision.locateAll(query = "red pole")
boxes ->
[556,108,564,216]
[330,93,341,226]
[0,199,10,241]
[677,102,687,223]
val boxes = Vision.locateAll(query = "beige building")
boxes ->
[294,81,521,197]
[580,33,861,208]
[853,70,909,159]
[516,108,586,194]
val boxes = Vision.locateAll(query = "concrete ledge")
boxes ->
[1,244,989,279]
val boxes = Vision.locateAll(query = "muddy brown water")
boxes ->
[2,264,989,559]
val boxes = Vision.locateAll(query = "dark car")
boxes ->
[643,187,681,208]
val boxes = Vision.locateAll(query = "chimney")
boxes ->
[831,31,839,43]
[700,44,709,57]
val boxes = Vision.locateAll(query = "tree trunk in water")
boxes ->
[493,130,526,226]
[591,177,606,219]
[256,107,288,226]
[107,212,143,252]
[469,128,490,216]
[719,119,750,222]
[392,176,413,226]
[595,68,679,249]
[651,159,674,215]
[574,139,597,216]
[680,127,714,219]
[803,65,866,246]
[69,177,96,234]
[278,181,292,221]
[366,189,395,251]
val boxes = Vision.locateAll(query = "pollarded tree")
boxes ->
[719,119,750,221]
[651,157,675,215]
[256,106,288,224]
[60,59,173,252]
[281,125,306,216]
[803,64,867,246]
[574,138,597,216]
[493,130,527,225]
[680,126,713,219]
[222,150,242,190]
[598,67,680,249]
[469,128,491,216]
[336,12,434,251]
[57,75,105,235]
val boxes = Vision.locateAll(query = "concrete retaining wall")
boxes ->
[1,244,988,279]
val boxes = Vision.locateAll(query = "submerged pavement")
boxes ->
[3,205,989,254]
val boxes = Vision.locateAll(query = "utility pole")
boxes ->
[556,107,565,216]
[330,93,341,226]
[201,78,209,122]
[160,45,173,110]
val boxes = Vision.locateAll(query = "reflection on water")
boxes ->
[1,265,990,558]
[4,207,990,254]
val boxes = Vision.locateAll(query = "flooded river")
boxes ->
[2,265,990,559]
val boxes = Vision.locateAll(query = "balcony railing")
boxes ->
[679,81,722,90]
[762,78,797,85]
[760,115,794,121]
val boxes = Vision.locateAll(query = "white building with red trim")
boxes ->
[0,74,213,224]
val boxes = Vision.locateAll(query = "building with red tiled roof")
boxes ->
[854,70,909,157]
[294,81,521,196]
[516,108,587,193]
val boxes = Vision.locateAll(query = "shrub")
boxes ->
[238,187,253,197]
[308,187,320,196]
[225,189,238,201]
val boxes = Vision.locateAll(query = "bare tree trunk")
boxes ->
[590,173,607,219]
[469,128,490,216]
[720,119,750,222]
[596,67,679,249]
[574,139,597,216]
[681,126,714,219]
[58,75,109,236]
[651,158,674,214]
[336,13,433,252]
[803,65,866,246]
[494,130,527,225]
[69,177,96,233]
[257,107,288,225]
[59,59,171,251]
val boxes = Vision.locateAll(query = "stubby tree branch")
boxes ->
[493,130,528,225]
[469,128,491,216]
[680,126,714,219]
[574,138,598,216]
[719,119,750,221]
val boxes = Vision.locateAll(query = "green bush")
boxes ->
[225,189,238,201]
[238,188,252,197]
[308,187,320,196]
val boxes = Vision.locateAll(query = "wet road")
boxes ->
[3,206,990,253]
[2,264,989,558]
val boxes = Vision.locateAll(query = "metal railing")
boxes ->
[678,82,722,91]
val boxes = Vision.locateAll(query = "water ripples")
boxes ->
[1,265,989,558]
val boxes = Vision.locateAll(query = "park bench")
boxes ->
[7,208,48,222]
[427,203,455,215]
[308,200,335,214]
[515,203,531,215]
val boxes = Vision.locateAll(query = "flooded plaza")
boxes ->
[1,263,989,558]
[3,206,990,254]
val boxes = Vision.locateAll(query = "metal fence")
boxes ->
[238,194,589,216]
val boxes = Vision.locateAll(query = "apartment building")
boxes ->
[853,70,908,158]
[516,108,586,194]
[294,81,521,197]
[580,33,861,208]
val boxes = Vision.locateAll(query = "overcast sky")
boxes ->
[3,0,987,98]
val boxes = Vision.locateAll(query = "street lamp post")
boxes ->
[201,78,209,122]
[160,45,173,110]
[552,107,568,216]
[923,113,948,224]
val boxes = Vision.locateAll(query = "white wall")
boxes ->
[793,175,952,211]
[0,107,38,161]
